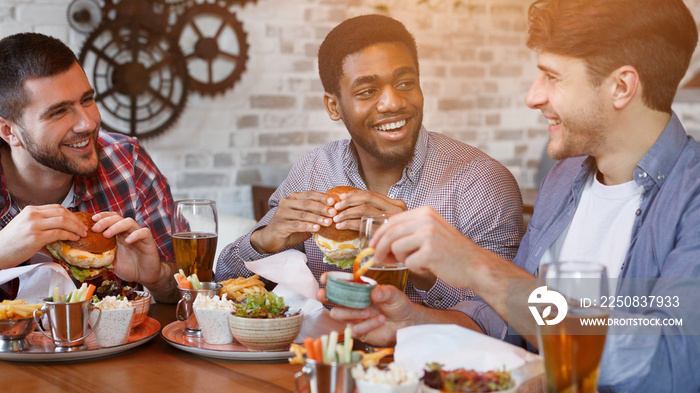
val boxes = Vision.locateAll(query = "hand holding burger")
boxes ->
[46,211,116,282]
[313,186,363,269]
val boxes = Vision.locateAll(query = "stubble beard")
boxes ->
[346,114,422,169]
[20,128,100,177]
[546,103,606,161]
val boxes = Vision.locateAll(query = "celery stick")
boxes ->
[344,325,353,363]
[189,274,202,290]
[320,334,329,363]
[52,287,60,302]
[327,331,338,364]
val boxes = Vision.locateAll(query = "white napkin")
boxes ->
[0,263,77,303]
[244,250,345,341]
[395,325,543,384]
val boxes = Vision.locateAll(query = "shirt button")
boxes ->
[638,172,648,179]
[433,300,441,307]
[657,173,665,181]
[635,209,641,216]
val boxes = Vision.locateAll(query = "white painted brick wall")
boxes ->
[2,0,700,219]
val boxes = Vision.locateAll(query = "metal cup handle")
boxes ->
[294,364,313,393]
[176,292,193,321]
[33,307,53,341]
[32,304,101,345]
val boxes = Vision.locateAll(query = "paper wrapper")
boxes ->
[0,262,77,303]
[395,325,545,393]
[244,250,345,341]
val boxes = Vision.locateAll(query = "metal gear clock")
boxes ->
[69,0,255,138]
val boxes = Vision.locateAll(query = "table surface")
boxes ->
[2,302,302,393]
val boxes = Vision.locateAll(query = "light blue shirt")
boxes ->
[454,113,700,392]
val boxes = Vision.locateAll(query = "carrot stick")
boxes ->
[84,284,96,301]
[175,274,192,289]
[314,338,324,363]
[304,337,317,361]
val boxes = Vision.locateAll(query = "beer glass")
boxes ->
[359,214,408,291]
[172,200,218,282]
[537,262,609,393]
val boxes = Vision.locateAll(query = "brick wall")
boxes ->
[1,0,700,218]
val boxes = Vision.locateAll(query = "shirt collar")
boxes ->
[635,112,688,189]
[404,125,429,182]
[341,125,429,186]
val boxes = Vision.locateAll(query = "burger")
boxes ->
[313,186,362,269]
[46,211,116,282]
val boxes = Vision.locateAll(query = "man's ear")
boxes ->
[0,117,22,147]
[323,92,342,121]
[610,65,639,110]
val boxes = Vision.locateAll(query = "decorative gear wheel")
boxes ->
[78,21,189,138]
[170,3,249,96]
[67,0,102,34]
[101,0,171,30]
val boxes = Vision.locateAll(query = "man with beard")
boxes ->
[322,0,700,390]
[216,15,523,310]
[0,33,179,303]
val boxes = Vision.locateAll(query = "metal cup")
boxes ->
[33,299,100,350]
[294,353,361,393]
[176,282,223,337]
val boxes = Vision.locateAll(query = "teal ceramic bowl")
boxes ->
[326,271,377,309]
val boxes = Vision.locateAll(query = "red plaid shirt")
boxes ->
[216,127,524,309]
[0,131,174,262]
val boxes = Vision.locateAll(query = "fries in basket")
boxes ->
[218,275,267,302]
[0,299,44,320]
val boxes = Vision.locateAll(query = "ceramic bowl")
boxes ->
[0,317,37,352]
[228,311,303,351]
[129,290,151,329]
[194,307,233,345]
[325,271,377,309]
[89,307,135,348]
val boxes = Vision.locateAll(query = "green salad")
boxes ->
[233,292,298,318]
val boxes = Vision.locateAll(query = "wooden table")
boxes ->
[2,303,302,393]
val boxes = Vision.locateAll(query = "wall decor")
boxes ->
[68,0,255,138]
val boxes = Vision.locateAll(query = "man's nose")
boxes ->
[73,105,99,133]
[526,74,547,109]
[376,87,406,113]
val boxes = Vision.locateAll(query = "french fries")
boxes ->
[0,299,43,320]
[353,247,376,281]
[360,347,394,367]
[219,275,267,302]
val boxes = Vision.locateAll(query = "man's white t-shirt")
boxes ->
[540,172,643,288]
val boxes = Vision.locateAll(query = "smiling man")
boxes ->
[0,33,179,302]
[216,15,524,310]
[321,0,700,391]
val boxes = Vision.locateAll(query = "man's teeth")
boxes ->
[375,120,406,131]
[69,140,89,148]
[548,119,561,126]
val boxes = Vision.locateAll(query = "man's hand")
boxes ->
[92,212,177,301]
[0,205,87,269]
[331,189,407,232]
[370,206,485,289]
[250,191,338,254]
[317,272,416,347]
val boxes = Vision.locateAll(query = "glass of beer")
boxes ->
[359,214,408,291]
[537,262,609,393]
[172,199,218,282]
